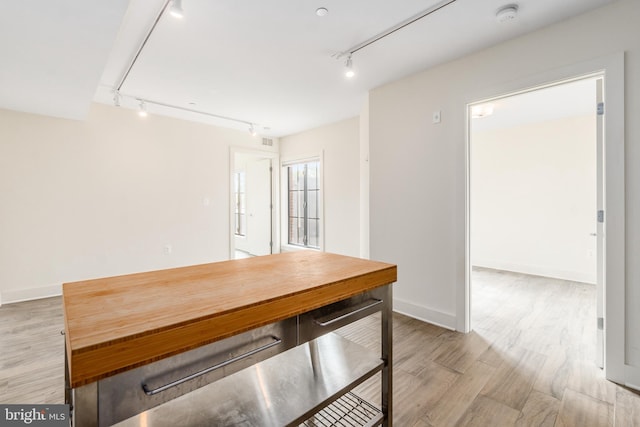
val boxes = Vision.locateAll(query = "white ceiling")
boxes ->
[0,0,129,119]
[2,0,616,136]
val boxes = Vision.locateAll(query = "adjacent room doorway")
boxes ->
[467,75,604,366]
[229,149,278,259]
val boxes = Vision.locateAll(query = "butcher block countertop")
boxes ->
[63,251,397,388]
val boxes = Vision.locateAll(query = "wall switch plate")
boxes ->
[433,111,441,124]
[163,244,172,254]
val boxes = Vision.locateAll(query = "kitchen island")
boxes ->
[63,251,396,426]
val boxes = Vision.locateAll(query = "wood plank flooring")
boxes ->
[0,297,65,405]
[1,268,639,426]
[339,268,640,426]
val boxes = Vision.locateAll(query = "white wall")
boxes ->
[359,95,371,259]
[0,103,276,304]
[280,117,360,257]
[369,0,639,369]
[472,114,597,284]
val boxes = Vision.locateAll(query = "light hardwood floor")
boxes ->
[1,268,639,426]
[339,268,640,426]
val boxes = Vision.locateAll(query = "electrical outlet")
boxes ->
[163,244,172,254]
[433,110,441,124]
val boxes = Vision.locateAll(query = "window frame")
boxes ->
[281,153,324,252]
[233,170,246,237]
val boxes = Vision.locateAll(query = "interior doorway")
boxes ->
[230,149,278,259]
[468,75,604,366]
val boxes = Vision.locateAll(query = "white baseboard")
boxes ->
[393,297,457,331]
[0,283,62,306]
[473,260,596,284]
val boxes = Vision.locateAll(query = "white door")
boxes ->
[247,158,272,256]
[601,71,640,390]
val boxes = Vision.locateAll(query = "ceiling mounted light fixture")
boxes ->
[113,91,121,107]
[471,104,494,118]
[249,124,258,137]
[170,0,184,19]
[138,100,148,117]
[496,4,518,23]
[345,55,355,79]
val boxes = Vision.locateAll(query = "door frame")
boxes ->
[229,147,280,259]
[462,53,626,384]
[595,76,604,369]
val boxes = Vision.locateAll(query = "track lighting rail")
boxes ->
[112,0,261,134]
[116,0,171,93]
[338,0,457,58]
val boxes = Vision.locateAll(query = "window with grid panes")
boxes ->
[287,161,320,248]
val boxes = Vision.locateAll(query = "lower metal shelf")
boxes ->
[114,333,384,427]
[300,392,383,427]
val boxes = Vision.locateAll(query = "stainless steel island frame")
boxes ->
[63,252,396,426]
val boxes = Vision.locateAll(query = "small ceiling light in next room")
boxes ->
[170,0,184,19]
[471,104,494,118]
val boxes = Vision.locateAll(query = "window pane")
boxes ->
[289,190,304,218]
[288,217,296,244]
[289,190,297,217]
[234,171,246,236]
[238,213,246,236]
[307,219,319,248]
[289,217,305,246]
[307,161,319,190]
[298,166,305,191]
[289,164,304,191]
[298,190,305,218]
[288,190,294,216]
[239,194,246,214]
[307,189,318,219]
[288,166,296,191]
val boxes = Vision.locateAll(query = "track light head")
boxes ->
[249,124,258,137]
[138,100,148,117]
[345,55,355,79]
[170,0,184,18]
[113,91,121,107]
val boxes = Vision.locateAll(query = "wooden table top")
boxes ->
[63,251,397,387]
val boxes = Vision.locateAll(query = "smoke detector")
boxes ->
[496,4,518,23]
[316,7,328,17]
